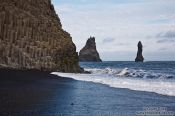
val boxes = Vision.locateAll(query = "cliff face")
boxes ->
[0,0,83,72]
[135,41,144,62]
[79,37,102,62]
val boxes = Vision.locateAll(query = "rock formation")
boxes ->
[79,37,102,62]
[0,0,83,72]
[135,41,144,62]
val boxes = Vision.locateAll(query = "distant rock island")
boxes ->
[79,37,102,62]
[0,0,83,72]
[135,41,144,62]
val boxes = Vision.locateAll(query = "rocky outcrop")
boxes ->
[0,0,83,72]
[135,41,144,62]
[79,37,102,62]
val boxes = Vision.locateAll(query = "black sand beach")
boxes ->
[0,70,175,116]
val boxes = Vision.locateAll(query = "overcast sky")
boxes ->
[52,0,175,61]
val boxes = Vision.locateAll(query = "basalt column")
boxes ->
[0,0,83,72]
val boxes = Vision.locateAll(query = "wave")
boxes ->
[85,68,174,79]
[51,68,175,96]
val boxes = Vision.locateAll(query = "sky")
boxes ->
[52,0,175,61]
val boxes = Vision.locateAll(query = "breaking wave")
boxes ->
[85,68,174,79]
[51,67,175,96]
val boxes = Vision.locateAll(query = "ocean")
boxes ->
[52,61,175,96]
[1,62,175,116]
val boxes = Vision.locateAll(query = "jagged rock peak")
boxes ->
[0,0,83,72]
[85,36,96,48]
[79,37,102,62]
[135,41,144,62]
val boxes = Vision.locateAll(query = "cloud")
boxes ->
[115,43,131,46]
[156,30,175,38]
[156,30,175,43]
[102,37,115,43]
[159,48,167,51]
[157,39,175,43]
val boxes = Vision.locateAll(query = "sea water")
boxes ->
[52,61,175,96]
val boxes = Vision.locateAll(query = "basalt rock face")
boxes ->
[0,0,83,72]
[79,37,102,62]
[135,41,144,62]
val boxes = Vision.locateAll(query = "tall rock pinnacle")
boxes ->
[135,41,144,62]
[79,37,102,62]
[0,0,83,72]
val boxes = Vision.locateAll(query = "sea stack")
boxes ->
[79,37,102,62]
[135,41,144,62]
[0,0,83,72]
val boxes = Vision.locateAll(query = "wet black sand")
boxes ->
[0,70,175,116]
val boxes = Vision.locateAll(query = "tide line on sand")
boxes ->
[51,72,175,97]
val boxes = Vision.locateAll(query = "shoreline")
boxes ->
[0,70,175,116]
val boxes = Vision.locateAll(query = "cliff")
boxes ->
[135,41,144,62]
[0,0,83,72]
[79,37,102,62]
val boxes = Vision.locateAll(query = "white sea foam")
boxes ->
[51,68,175,96]
[85,68,174,79]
